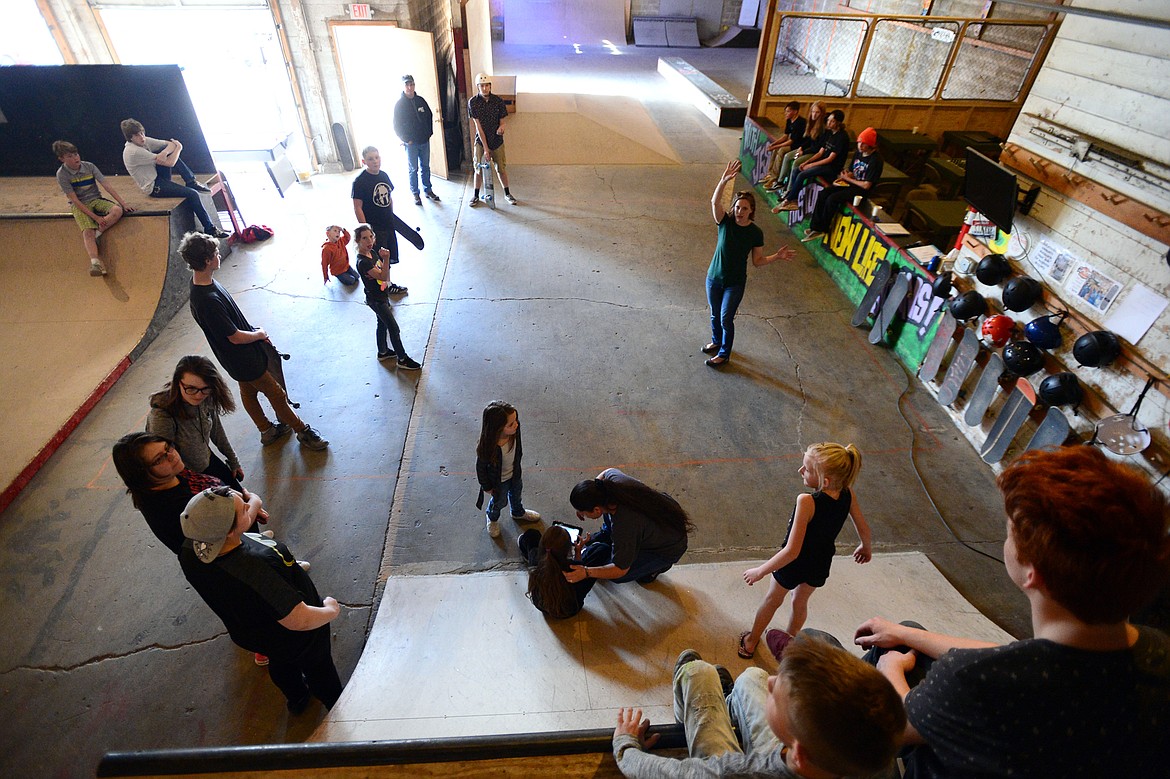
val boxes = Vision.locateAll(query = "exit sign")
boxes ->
[350,4,371,19]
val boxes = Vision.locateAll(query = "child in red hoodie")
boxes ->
[320,225,358,286]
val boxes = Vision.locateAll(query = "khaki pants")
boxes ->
[238,370,305,433]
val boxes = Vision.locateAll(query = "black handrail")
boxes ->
[97,724,687,776]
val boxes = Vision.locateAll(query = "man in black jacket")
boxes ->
[393,74,439,206]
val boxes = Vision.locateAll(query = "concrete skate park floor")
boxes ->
[0,45,1024,777]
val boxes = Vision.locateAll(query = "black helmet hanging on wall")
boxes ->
[975,253,1012,285]
[931,270,954,299]
[1038,372,1084,408]
[949,290,988,321]
[1024,312,1067,350]
[1073,330,1122,367]
[1002,340,1046,376]
[1002,276,1044,312]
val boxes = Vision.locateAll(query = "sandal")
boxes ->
[701,342,719,355]
[738,630,756,659]
[386,283,408,295]
[705,355,729,368]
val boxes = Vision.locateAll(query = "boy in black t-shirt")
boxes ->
[351,146,407,295]
[775,110,850,212]
[180,487,343,713]
[759,102,806,188]
[802,127,884,243]
[181,232,329,450]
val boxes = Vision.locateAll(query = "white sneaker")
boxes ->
[505,193,518,205]
[486,515,500,538]
[512,509,541,523]
[297,560,311,572]
[89,259,107,276]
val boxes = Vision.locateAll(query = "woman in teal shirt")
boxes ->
[704,160,793,367]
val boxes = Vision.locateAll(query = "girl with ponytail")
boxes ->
[738,442,872,660]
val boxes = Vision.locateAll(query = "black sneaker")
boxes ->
[714,665,735,698]
[296,426,329,450]
[377,351,397,362]
[425,190,441,202]
[206,227,231,239]
[187,181,212,193]
[287,694,312,715]
[397,356,422,371]
[413,194,422,206]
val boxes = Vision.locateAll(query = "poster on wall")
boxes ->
[1104,282,1168,345]
[1064,261,1122,315]
[1031,238,1077,285]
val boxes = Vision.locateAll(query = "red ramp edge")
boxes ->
[0,357,133,514]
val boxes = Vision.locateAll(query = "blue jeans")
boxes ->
[367,298,407,358]
[784,162,839,204]
[335,267,360,286]
[594,516,683,583]
[151,161,214,231]
[486,476,525,521]
[404,141,432,196]
[706,277,746,359]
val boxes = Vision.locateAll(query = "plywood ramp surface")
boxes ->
[0,215,171,493]
[317,554,1013,743]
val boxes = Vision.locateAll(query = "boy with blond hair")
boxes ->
[53,140,135,276]
[320,225,358,285]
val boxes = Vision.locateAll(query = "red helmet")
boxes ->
[981,314,1015,347]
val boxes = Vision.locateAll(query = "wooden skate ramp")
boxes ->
[0,214,175,509]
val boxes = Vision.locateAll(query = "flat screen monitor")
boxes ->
[961,148,1017,235]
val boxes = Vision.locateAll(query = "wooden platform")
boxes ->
[0,177,217,511]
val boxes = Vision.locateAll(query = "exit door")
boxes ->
[330,23,448,180]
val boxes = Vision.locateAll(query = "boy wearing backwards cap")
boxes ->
[179,487,343,713]
[800,127,883,245]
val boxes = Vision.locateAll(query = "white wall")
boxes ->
[1004,0,1170,475]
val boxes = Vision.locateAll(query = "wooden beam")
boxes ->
[34,0,75,64]
[999,142,1170,246]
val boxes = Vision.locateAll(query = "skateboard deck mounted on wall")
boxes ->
[935,327,980,407]
[918,309,958,383]
[963,353,1005,426]
[980,378,1037,463]
[851,260,892,328]
[1025,407,1072,451]
[869,270,912,345]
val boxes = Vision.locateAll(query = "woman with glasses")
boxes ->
[112,432,247,555]
[147,355,243,490]
[703,160,794,368]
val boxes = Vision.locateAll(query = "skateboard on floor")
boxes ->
[850,260,892,327]
[935,327,980,406]
[869,269,911,345]
[1025,407,1072,451]
[918,309,958,383]
[980,378,1037,463]
[963,353,1005,426]
[478,160,496,210]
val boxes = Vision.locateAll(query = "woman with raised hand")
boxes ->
[703,160,794,368]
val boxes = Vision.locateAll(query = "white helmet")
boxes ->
[475,72,491,86]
